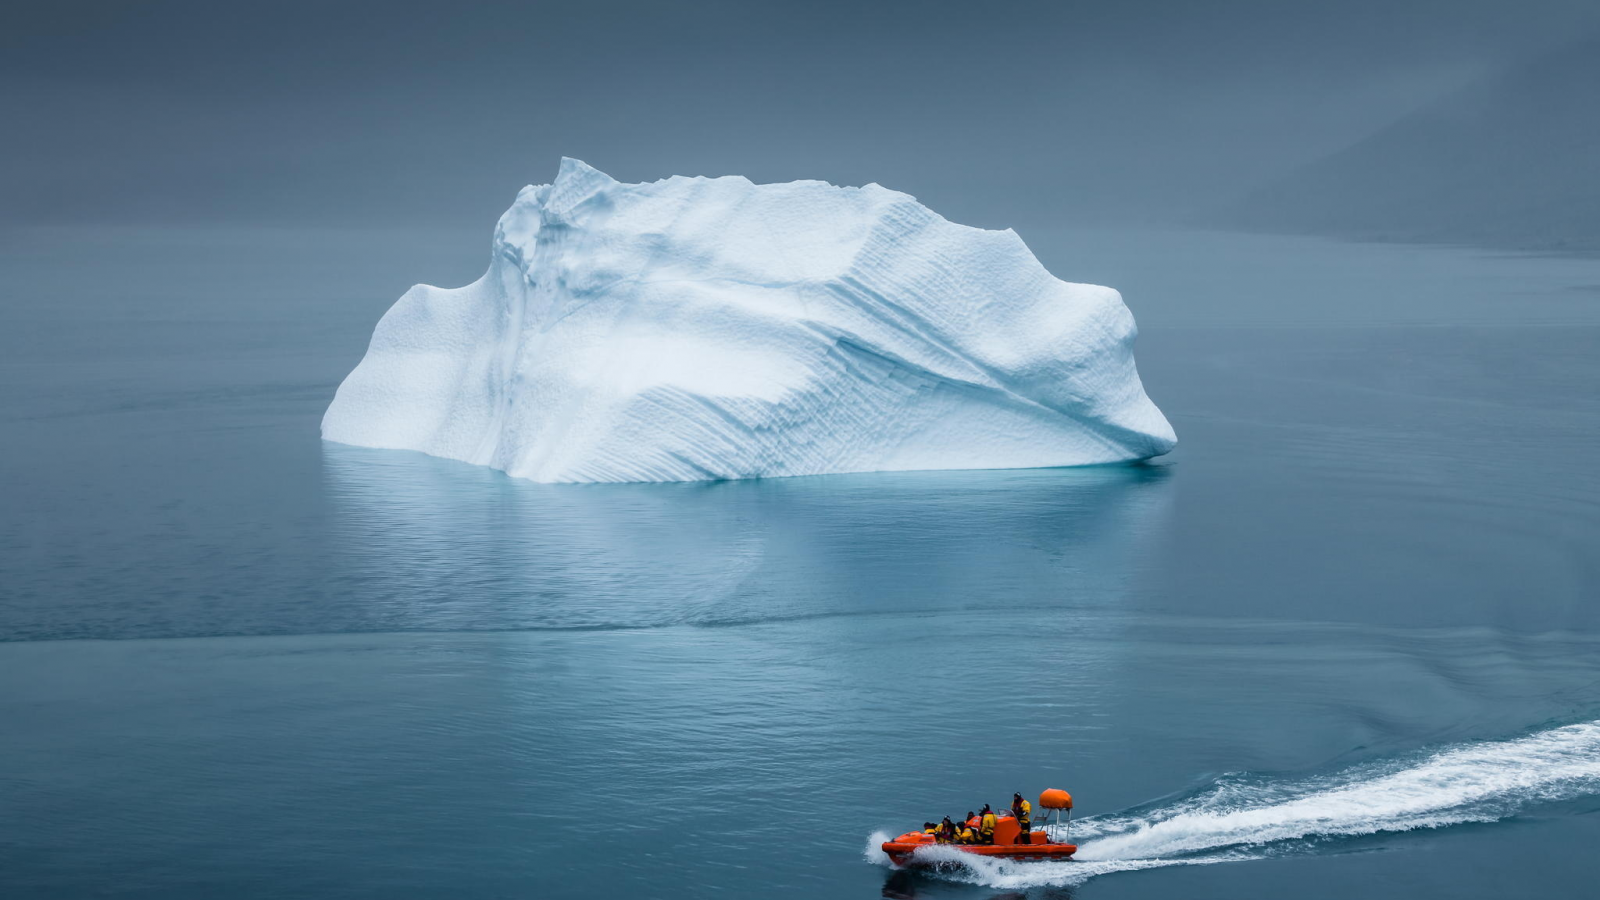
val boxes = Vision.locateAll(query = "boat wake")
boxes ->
[868,718,1600,889]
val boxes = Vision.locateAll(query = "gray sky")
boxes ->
[6,0,1598,232]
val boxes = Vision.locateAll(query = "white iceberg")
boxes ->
[323,159,1175,483]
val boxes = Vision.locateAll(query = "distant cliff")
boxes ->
[1224,36,1600,252]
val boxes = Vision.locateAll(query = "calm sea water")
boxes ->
[2,225,1599,898]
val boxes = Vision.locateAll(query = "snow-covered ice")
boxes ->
[322,159,1175,482]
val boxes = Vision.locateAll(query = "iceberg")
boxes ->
[322,159,1175,483]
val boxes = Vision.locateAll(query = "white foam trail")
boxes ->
[899,843,1254,890]
[880,719,1600,889]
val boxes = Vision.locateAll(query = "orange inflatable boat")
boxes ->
[881,789,1078,866]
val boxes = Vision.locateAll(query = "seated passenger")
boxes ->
[956,823,977,844]
[978,804,998,844]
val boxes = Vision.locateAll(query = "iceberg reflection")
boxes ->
[321,444,1173,631]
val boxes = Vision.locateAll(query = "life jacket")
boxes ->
[1015,799,1031,820]
[980,812,997,833]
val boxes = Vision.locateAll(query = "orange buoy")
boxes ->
[1039,788,1073,809]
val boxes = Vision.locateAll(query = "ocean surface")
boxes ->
[3,225,1599,898]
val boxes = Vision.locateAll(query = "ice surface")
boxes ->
[323,159,1175,482]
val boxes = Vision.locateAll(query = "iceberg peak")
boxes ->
[323,159,1175,482]
[541,157,618,223]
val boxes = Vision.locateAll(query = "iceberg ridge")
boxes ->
[322,158,1175,482]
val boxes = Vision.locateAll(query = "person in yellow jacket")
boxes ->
[1012,792,1032,833]
[978,804,998,844]
[956,823,978,844]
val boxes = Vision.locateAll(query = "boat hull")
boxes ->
[881,841,1078,866]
